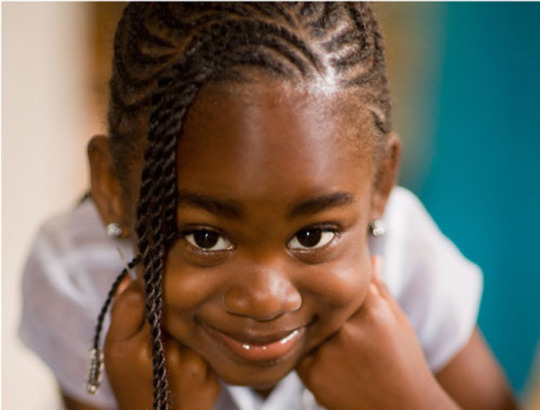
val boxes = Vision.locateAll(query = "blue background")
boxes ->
[404,3,540,394]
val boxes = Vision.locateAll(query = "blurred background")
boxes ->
[3,3,540,409]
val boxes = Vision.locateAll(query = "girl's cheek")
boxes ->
[161,250,222,335]
[306,249,372,318]
[161,265,222,345]
[163,261,221,309]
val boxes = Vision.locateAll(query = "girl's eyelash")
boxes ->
[296,222,342,234]
[177,224,221,237]
[176,222,343,254]
[177,226,234,255]
[287,222,342,249]
[178,223,342,237]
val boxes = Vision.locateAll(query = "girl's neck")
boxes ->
[254,387,274,399]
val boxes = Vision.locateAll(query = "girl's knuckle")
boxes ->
[183,356,207,379]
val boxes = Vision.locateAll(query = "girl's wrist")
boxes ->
[423,382,461,410]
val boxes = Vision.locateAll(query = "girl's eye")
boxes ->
[184,230,232,251]
[288,228,336,250]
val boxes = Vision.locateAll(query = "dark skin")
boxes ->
[68,80,518,410]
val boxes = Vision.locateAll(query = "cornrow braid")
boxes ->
[103,3,392,408]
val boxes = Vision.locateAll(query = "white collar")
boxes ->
[223,371,321,410]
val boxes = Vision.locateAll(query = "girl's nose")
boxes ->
[222,264,302,321]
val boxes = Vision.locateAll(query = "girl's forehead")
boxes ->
[174,79,379,201]
[179,79,380,171]
[185,79,373,142]
[192,78,364,114]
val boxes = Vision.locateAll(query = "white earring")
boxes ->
[106,222,123,238]
[369,219,386,237]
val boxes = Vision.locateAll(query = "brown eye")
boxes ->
[288,228,336,250]
[184,230,232,251]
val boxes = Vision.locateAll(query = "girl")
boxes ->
[21,3,517,409]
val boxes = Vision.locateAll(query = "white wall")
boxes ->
[2,3,93,408]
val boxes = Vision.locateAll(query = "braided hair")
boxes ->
[101,3,391,409]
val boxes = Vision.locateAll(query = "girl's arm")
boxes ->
[297,257,518,410]
[297,258,458,410]
[436,329,518,410]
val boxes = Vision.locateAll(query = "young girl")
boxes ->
[20,3,518,409]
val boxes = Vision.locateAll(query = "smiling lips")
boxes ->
[203,324,305,363]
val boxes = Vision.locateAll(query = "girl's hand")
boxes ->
[104,279,221,410]
[296,257,459,410]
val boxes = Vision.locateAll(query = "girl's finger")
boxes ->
[372,255,383,282]
[164,333,182,368]
[115,274,131,297]
[357,256,394,316]
[107,279,147,342]
[179,346,213,380]
[369,256,406,318]
[370,255,392,300]
[296,351,315,381]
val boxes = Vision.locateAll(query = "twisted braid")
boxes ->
[91,257,140,350]
[87,257,139,395]
[136,78,200,408]
[102,3,392,408]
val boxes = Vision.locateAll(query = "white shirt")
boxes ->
[19,187,482,409]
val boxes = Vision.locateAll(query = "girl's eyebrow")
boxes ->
[176,190,354,219]
[177,190,242,219]
[288,192,355,218]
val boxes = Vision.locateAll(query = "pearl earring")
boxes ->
[106,222,123,238]
[369,219,386,237]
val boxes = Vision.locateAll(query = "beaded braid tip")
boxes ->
[86,347,104,395]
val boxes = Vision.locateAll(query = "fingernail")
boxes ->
[374,256,384,281]
[116,276,131,296]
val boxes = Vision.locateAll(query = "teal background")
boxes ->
[396,3,540,395]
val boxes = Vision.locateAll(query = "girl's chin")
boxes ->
[211,360,297,389]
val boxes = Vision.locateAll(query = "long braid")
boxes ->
[91,258,140,350]
[86,257,139,395]
[137,78,200,408]
[102,3,392,408]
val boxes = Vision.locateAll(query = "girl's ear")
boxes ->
[370,132,402,220]
[88,135,128,237]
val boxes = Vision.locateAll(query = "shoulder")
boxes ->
[20,198,133,320]
[373,186,483,372]
[23,199,131,287]
[375,186,483,296]
[33,199,107,255]
[19,199,126,409]
[384,186,440,233]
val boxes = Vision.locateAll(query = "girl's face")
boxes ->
[156,79,396,389]
[90,77,396,389]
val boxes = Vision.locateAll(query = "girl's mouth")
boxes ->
[201,323,306,364]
